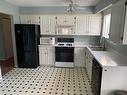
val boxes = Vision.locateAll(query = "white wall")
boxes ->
[94,0,118,13]
[0,0,19,23]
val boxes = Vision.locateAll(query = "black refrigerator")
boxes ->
[15,24,40,68]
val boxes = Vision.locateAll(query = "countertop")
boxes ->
[87,47,127,67]
[38,44,101,48]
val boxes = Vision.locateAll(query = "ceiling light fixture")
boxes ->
[67,0,86,14]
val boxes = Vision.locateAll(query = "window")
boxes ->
[102,14,111,39]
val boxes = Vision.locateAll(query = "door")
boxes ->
[40,15,56,35]
[15,25,25,66]
[57,15,76,25]
[23,25,36,52]
[74,48,85,67]
[89,15,102,35]
[55,47,74,62]
[3,18,13,58]
[47,47,55,66]
[0,14,14,75]
[39,47,47,65]
[76,15,89,35]
[92,59,102,95]
[20,15,41,24]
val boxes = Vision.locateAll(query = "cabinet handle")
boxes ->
[121,36,123,41]
[125,1,127,5]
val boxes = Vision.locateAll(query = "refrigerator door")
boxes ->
[24,52,37,68]
[23,25,36,52]
[15,25,24,53]
[15,24,39,68]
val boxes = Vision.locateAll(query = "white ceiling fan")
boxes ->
[66,0,86,13]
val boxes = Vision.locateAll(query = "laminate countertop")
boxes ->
[87,47,127,67]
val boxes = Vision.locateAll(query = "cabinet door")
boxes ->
[89,15,102,35]
[76,15,89,35]
[39,46,47,65]
[76,15,102,35]
[57,15,76,25]
[29,15,41,24]
[47,47,55,66]
[74,48,85,67]
[40,15,56,35]
[20,15,30,24]
[20,15,41,24]
[85,49,93,80]
[110,0,126,44]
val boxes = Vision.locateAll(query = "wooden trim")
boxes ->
[0,57,14,75]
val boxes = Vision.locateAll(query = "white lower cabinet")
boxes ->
[85,48,93,80]
[74,47,86,67]
[39,45,55,66]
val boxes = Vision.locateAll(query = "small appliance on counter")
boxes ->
[55,38,74,67]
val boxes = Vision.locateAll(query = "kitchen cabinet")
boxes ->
[85,48,93,80]
[39,45,55,66]
[20,14,102,36]
[91,58,127,95]
[20,15,41,24]
[75,15,89,35]
[74,47,86,67]
[56,15,76,26]
[40,15,56,35]
[76,14,102,35]
[110,0,127,45]
[86,47,127,95]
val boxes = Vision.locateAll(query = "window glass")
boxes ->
[102,14,111,39]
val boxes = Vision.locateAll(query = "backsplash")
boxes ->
[74,36,101,46]
[104,38,127,56]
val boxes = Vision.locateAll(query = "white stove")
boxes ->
[55,38,74,68]
[56,42,74,47]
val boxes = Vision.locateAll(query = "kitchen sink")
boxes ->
[89,47,106,51]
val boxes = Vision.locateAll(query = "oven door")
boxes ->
[55,47,74,62]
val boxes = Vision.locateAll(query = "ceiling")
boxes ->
[5,0,100,7]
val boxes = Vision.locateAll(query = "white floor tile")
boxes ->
[0,66,93,95]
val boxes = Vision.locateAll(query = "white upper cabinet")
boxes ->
[76,14,102,35]
[110,0,127,45]
[20,15,41,24]
[89,15,102,35]
[40,15,56,35]
[19,14,102,36]
[76,15,89,35]
[56,15,76,26]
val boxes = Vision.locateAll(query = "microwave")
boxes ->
[56,25,75,35]
[40,37,55,45]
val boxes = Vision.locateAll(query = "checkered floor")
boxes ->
[0,66,93,95]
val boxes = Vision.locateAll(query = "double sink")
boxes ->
[89,46,106,51]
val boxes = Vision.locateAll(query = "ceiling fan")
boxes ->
[66,0,86,13]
